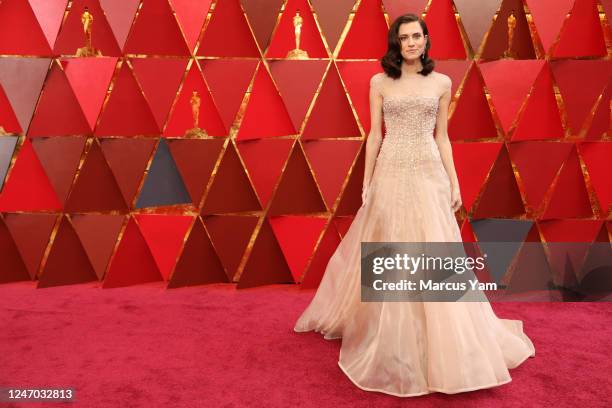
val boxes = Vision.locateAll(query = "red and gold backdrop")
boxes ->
[0,0,610,289]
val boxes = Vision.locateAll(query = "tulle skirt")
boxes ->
[294,153,536,397]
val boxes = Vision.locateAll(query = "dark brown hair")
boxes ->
[381,13,435,78]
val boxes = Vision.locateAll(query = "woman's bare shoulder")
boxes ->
[370,72,389,95]
[370,72,388,85]
[431,71,452,89]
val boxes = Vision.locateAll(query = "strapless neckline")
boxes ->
[383,94,439,103]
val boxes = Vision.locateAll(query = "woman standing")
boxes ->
[294,13,535,397]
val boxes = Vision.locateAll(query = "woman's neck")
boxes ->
[400,59,423,76]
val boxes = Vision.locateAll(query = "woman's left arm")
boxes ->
[434,75,462,212]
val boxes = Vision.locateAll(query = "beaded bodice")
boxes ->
[374,94,443,175]
[382,95,439,137]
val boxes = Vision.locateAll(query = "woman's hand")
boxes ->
[450,185,462,212]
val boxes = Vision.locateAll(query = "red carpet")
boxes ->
[1,282,610,407]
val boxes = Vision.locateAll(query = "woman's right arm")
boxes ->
[362,73,384,192]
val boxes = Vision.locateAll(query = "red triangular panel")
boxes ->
[53,0,121,56]
[269,215,326,282]
[103,216,164,287]
[236,63,296,140]
[265,0,328,58]
[37,215,98,288]
[541,145,593,219]
[201,142,262,213]
[448,63,497,140]
[135,214,193,280]
[237,218,294,288]
[164,62,227,137]
[168,216,229,287]
[237,139,293,206]
[131,58,188,130]
[337,0,387,58]
[28,62,91,136]
[197,0,259,57]
[301,64,360,139]
[62,57,118,131]
[0,139,62,211]
[123,0,190,55]
[95,62,159,136]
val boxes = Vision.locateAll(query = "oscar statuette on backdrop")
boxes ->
[185,91,208,138]
[286,9,309,59]
[503,11,517,59]
[76,7,102,57]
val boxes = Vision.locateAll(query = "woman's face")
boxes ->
[397,21,427,62]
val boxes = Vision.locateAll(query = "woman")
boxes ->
[293,13,535,397]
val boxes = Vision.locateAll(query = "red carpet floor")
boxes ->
[0,281,610,407]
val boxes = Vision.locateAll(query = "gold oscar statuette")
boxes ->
[286,9,309,59]
[76,7,102,57]
[185,91,208,138]
[503,11,517,59]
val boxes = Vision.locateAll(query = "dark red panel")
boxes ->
[200,59,258,131]
[541,145,593,219]
[201,141,262,213]
[237,218,294,288]
[197,0,259,57]
[471,144,525,219]
[452,142,501,212]
[31,136,86,204]
[27,61,91,136]
[299,220,341,288]
[95,62,159,136]
[240,0,284,51]
[268,59,328,132]
[0,215,35,283]
[64,139,128,212]
[123,0,190,55]
[267,144,327,215]
[131,57,188,130]
[71,213,124,280]
[102,216,164,288]
[269,215,326,282]
[203,214,259,280]
[302,139,361,209]
[237,138,293,206]
[335,147,364,215]
[301,63,360,139]
[38,215,98,288]
[168,216,229,287]
[3,213,57,280]
[99,137,156,208]
[310,0,354,53]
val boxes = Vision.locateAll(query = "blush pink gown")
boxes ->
[293,80,536,397]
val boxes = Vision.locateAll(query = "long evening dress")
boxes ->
[293,71,535,397]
